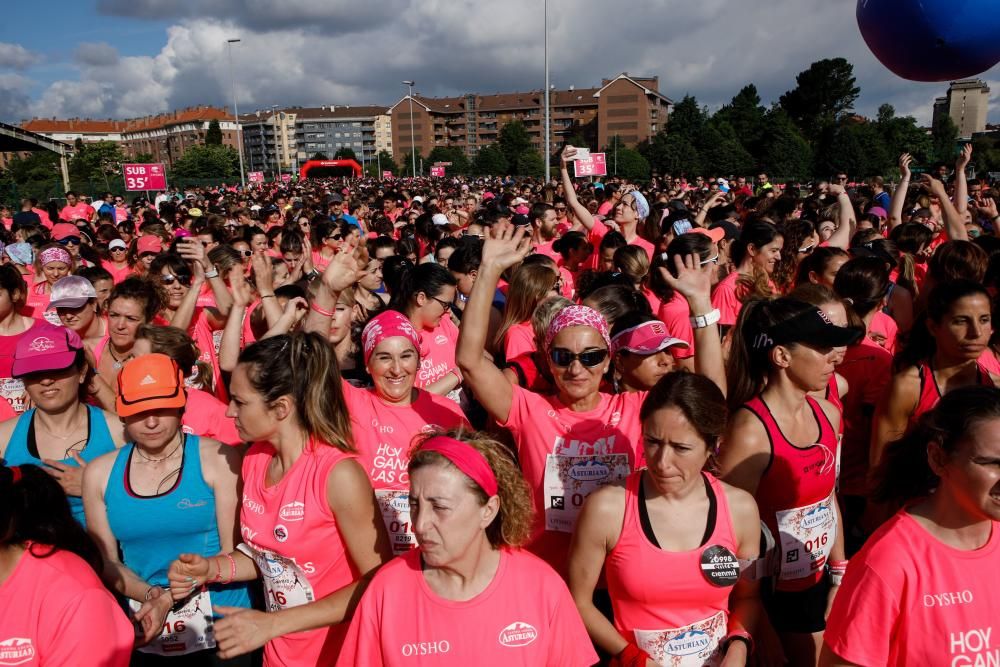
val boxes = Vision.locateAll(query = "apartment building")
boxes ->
[118,106,239,167]
[388,72,671,160]
[241,109,298,174]
[933,79,991,139]
[19,118,127,144]
[292,105,388,166]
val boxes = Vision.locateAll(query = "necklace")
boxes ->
[36,405,86,440]
[108,343,133,371]
[134,434,183,463]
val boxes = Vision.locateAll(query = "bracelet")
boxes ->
[690,308,721,329]
[144,585,161,601]
[204,267,219,279]
[723,632,754,656]
[451,367,463,384]
[221,553,236,585]
[210,556,223,583]
[611,642,652,667]
[991,215,1000,222]
[260,293,276,299]
[828,559,848,585]
[309,301,335,318]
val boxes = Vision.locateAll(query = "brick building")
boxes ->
[388,72,671,162]
[118,106,239,167]
[19,118,128,144]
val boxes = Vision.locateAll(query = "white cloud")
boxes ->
[0,73,33,120]
[75,42,120,67]
[0,43,41,70]
[22,0,1000,127]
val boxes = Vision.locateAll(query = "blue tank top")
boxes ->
[3,405,116,525]
[104,434,251,611]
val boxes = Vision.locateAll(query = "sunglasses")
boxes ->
[57,237,81,246]
[549,348,609,368]
[159,273,192,287]
[109,246,127,253]
[238,249,252,258]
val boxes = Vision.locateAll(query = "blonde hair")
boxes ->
[409,428,534,548]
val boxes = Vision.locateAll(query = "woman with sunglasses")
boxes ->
[311,219,350,272]
[458,226,718,576]
[49,275,107,349]
[388,262,461,397]
[83,354,254,663]
[720,296,862,666]
[101,238,132,284]
[26,244,74,323]
[0,322,124,525]
[51,222,85,262]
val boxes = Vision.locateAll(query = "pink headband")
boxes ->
[362,310,422,365]
[545,305,611,350]
[419,436,498,497]
[40,247,72,266]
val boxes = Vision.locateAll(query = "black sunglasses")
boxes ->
[57,237,81,246]
[549,348,608,368]
[159,273,192,287]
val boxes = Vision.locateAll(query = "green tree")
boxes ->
[365,150,398,177]
[873,104,934,170]
[815,120,889,178]
[931,114,960,164]
[713,84,767,157]
[515,149,544,178]
[497,120,532,174]
[779,58,860,139]
[562,133,589,151]
[471,144,508,176]
[971,135,1000,174]
[640,95,706,177]
[759,108,813,179]
[667,95,707,140]
[399,151,424,177]
[170,145,240,179]
[700,119,754,176]
[130,153,156,164]
[427,146,471,175]
[0,151,62,200]
[310,152,328,160]
[205,119,223,145]
[69,141,126,188]
[605,136,650,180]
[333,146,357,160]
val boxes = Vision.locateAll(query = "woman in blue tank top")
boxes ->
[82,353,254,666]
[0,322,123,525]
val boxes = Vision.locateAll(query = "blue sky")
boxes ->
[2,0,998,127]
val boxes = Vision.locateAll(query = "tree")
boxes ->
[0,151,62,200]
[205,119,223,145]
[471,144,508,176]
[497,120,532,174]
[971,134,1000,174]
[310,152,328,160]
[815,119,889,178]
[427,146,471,175]
[130,153,156,164]
[640,95,706,177]
[779,58,860,139]
[515,150,545,178]
[667,95,707,141]
[69,141,126,189]
[170,145,240,179]
[700,120,754,176]
[759,108,813,179]
[399,151,424,177]
[333,146,357,160]
[873,104,934,169]
[713,84,767,158]
[365,150,398,177]
[605,136,650,180]
[931,114,960,165]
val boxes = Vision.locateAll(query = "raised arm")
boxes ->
[954,143,972,215]
[456,223,531,424]
[921,174,967,241]
[218,275,252,372]
[559,146,596,231]
[825,184,854,250]
[302,239,361,336]
[888,153,911,229]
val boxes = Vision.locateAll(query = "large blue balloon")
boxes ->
[857,0,1000,82]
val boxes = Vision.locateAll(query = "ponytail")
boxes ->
[238,332,353,451]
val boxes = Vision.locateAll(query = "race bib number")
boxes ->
[543,454,630,533]
[634,610,726,667]
[129,589,214,656]
[774,492,837,581]
[0,378,26,414]
[238,544,315,611]
[212,329,224,357]
[375,489,416,554]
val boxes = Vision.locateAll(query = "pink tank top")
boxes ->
[744,395,839,591]
[910,362,993,428]
[239,440,361,667]
[606,471,739,665]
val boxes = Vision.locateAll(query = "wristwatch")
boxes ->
[690,308,721,329]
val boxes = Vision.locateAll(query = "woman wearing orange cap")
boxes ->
[82,353,253,664]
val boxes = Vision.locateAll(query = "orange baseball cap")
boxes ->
[116,353,186,417]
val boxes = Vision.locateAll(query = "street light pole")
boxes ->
[544,0,550,182]
[270,104,279,178]
[402,80,417,178]
[226,38,246,188]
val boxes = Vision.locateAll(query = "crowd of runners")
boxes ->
[1,143,999,667]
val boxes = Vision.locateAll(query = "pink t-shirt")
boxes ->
[500,385,645,573]
[978,348,1000,376]
[32,208,53,229]
[415,316,459,389]
[657,292,695,360]
[335,548,597,667]
[504,320,536,362]
[59,203,94,223]
[532,240,560,261]
[239,441,361,667]
[0,545,132,667]
[825,512,1000,666]
[585,220,655,270]
[182,387,241,446]
[0,319,42,414]
[711,270,743,327]
[343,382,468,554]
[869,310,899,356]
[100,260,133,285]
[836,338,893,497]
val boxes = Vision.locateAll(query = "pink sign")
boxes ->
[123,163,167,191]
[382,170,393,179]
[248,171,264,183]
[430,166,445,177]
[573,153,607,178]
[281,173,291,183]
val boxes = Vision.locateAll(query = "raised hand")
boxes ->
[560,145,578,166]
[658,252,714,312]
[957,143,973,170]
[899,153,913,180]
[321,237,362,294]
[481,223,531,272]
[251,252,275,293]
